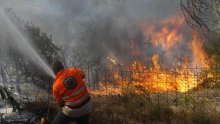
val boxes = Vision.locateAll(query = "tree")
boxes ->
[180,0,220,32]
[0,9,60,91]
[180,0,220,66]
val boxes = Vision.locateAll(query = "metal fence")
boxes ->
[0,65,220,123]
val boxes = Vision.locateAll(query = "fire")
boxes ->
[144,16,185,51]
[151,54,160,70]
[189,31,209,68]
[90,15,211,94]
[118,57,198,93]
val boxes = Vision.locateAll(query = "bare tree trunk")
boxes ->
[15,61,21,94]
[0,66,7,87]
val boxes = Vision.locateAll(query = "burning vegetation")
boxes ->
[0,0,220,123]
[90,15,213,94]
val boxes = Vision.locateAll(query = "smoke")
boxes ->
[0,0,186,67]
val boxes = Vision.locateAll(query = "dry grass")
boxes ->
[30,88,220,124]
[89,88,220,124]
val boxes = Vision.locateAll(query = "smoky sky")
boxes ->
[0,0,181,42]
[0,0,186,67]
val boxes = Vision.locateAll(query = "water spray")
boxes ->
[0,8,55,78]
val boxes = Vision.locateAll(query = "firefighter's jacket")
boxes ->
[53,68,92,117]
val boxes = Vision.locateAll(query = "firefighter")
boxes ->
[51,61,92,124]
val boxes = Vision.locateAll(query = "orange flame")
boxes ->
[144,16,185,51]
[189,31,209,68]
[91,15,211,94]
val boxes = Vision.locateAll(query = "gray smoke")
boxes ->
[0,0,185,67]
